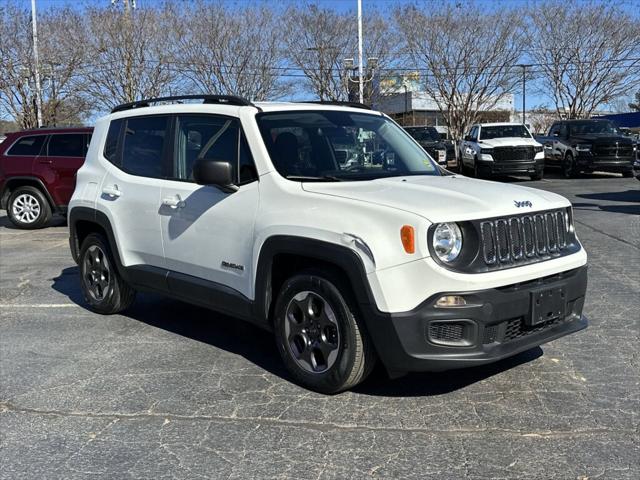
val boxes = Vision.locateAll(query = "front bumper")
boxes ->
[364,265,587,373]
[477,158,544,175]
[576,154,634,172]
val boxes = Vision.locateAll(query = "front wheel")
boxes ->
[273,271,376,394]
[563,153,578,179]
[622,169,634,178]
[530,170,544,181]
[79,233,136,314]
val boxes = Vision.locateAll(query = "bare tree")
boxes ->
[395,4,525,141]
[80,4,177,111]
[529,1,640,119]
[171,2,290,100]
[0,3,88,128]
[284,5,354,101]
[527,105,558,135]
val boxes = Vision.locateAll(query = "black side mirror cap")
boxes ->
[193,159,239,193]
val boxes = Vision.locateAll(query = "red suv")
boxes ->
[0,127,93,229]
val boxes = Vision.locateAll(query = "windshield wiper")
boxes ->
[285,175,343,182]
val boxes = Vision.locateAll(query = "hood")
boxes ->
[479,137,541,148]
[302,175,570,223]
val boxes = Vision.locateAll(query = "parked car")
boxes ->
[404,125,456,169]
[536,120,635,178]
[458,123,545,180]
[68,95,588,393]
[0,127,93,229]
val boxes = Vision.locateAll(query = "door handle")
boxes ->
[162,194,185,209]
[102,185,121,198]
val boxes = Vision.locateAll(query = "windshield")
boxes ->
[479,125,532,140]
[257,110,439,181]
[569,121,620,135]
[406,127,440,142]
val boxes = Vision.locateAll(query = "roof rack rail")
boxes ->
[111,95,256,113]
[302,100,372,110]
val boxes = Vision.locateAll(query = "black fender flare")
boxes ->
[1,176,57,211]
[253,235,378,324]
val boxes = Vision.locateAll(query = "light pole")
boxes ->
[30,0,43,127]
[357,0,364,104]
[517,64,531,125]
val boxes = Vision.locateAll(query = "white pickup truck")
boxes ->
[459,122,545,180]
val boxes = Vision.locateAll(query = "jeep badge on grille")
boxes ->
[514,200,533,208]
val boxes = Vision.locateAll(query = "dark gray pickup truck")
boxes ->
[536,119,636,178]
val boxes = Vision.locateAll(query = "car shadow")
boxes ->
[576,190,640,203]
[52,266,544,396]
[0,211,67,229]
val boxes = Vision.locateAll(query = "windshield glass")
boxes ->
[257,110,439,181]
[405,127,440,142]
[479,125,532,140]
[569,121,620,135]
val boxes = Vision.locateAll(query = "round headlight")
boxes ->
[432,223,463,262]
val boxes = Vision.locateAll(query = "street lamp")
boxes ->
[344,57,378,104]
[516,64,531,125]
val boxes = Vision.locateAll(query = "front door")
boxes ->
[160,114,259,299]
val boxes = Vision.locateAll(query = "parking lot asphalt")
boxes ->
[0,172,638,479]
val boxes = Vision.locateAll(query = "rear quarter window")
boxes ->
[6,135,46,156]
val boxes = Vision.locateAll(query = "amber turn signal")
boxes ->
[400,225,415,254]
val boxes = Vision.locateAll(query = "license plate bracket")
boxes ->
[529,287,566,326]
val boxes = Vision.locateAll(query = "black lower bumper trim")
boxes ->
[363,265,588,373]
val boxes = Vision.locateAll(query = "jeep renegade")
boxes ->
[68,95,588,393]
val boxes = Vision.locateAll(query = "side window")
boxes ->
[47,134,85,157]
[103,119,122,164]
[121,116,168,178]
[559,123,568,138]
[239,133,258,184]
[549,124,559,136]
[469,127,478,140]
[173,114,257,184]
[7,135,46,156]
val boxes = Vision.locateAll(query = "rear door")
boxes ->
[2,134,46,182]
[41,133,89,205]
[96,115,170,270]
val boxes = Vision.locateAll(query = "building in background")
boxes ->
[376,75,514,128]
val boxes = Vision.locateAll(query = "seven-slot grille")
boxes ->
[480,209,569,266]
[490,146,535,162]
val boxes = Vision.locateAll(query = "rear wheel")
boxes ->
[7,186,51,229]
[562,153,578,179]
[273,271,376,394]
[79,233,136,314]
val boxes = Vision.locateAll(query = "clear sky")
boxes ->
[28,0,640,111]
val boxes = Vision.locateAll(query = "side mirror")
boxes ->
[464,135,473,142]
[193,159,238,193]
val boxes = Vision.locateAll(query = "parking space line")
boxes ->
[0,304,80,308]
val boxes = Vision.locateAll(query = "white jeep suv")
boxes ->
[69,96,588,393]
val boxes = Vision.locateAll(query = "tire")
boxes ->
[7,186,52,229]
[530,170,544,181]
[473,157,482,179]
[562,153,578,179]
[273,270,376,394]
[79,233,136,314]
[622,169,634,178]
